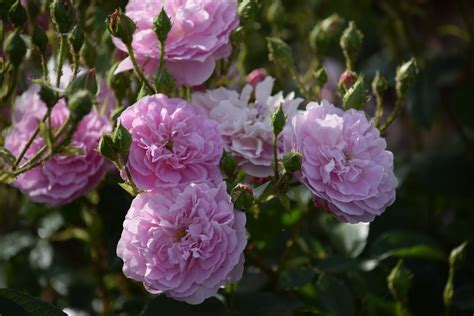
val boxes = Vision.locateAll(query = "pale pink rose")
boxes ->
[283,100,397,223]
[113,0,239,87]
[118,94,223,190]
[117,181,247,304]
[192,77,303,177]
[4,86,111,206]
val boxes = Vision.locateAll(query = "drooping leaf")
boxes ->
[0,288,66,316]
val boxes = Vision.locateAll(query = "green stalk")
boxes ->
[125,43,155,93]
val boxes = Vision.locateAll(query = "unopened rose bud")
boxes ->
[271,104,287,136]
[282,150,302,173]
[449,242,468,269]
[9,0,27,28]
[246,68,267,88]
[67,90,93,122]
[113,124,132,160]
[267,37,294,66]
[98,134,118,162]
[50,0,76,34]
[338,70,357,91]
[39,84,59,109]
[396,58,418,97]
[106,9,136,46]
[309,14,345,55]
[231,183,254,210]
[3,30,27,67]
[343,77,368,110]
[340,21,363,70]
[220,150,238,179]
[68,25,84,56]
[153,8,172,44]
[32,26,49,55]
[66,69,97,96]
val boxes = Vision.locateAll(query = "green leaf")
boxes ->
[118,182,138,196]
[0,147,16,166]
[39,121,53,152]
[140,296,227,316]
[253,181,271,199]
[0,288,66,316]
[314,274,355,316]
[329,222,369,258]
[370,231,447,261]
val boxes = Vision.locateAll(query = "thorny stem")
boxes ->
[56,35,67,88]
[125,43,155,93]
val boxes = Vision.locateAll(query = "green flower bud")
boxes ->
[340,21,363,70]
[267,37,294,66]
[50,0,76,34]
[153,8,172,44]
[67,90,93,122]
[112,124,132,161]
[9,0,27,28]
[68,25,84,55]
[153,66,176,95]
[39,83,59,109]
[66,69,98,96]
[3,30,27,67]
[220,150,238,179]
[32,26,49,55]
[231,183,254,210]
[271,104,287,136]
[98,134,118,162]
[313,67,328,88]
[343,76,368,110]
[338,70,357,91]
[309,14,345,55]
[79,39,96,68]
[372,71,388,97]
[396,58,418,97]
[282,150,302,173]
[106,9,136,46]
[388,260,413,302]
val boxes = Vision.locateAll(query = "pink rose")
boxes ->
[4,86,111,206]
[192,77,303,177]
[117,181,247,304]
[113,0,239,87]
[283,100,397,223]
[118,94,223,190]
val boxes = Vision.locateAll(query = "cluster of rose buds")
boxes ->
[0,0,418,306]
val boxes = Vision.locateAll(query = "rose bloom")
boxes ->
[283,100,397,223]
[114,0,239,87]
[4,86,111,206]
[192,77,303,177]
[117,181,247,304]
[118,94,223,190]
